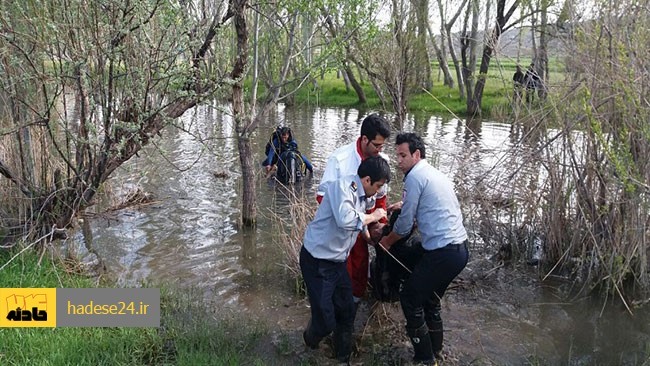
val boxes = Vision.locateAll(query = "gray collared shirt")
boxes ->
[393,160,467,250]
[303,175,367,262]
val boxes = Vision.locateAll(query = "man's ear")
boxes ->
[360,176,371,185]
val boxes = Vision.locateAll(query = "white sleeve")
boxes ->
[317,156,341,198]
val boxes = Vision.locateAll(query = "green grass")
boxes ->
[0,248,267,366]
[273,58,567,117]
[291,72,513,116]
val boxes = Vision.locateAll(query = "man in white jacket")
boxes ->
[316,114,392,308]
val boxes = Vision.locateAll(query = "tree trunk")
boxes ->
[319,6,368,104]
[251,8,260,112]
[427,23,454,87]
[0,1,246,240]
[413,0,432,91]
[439,0,469,100]
[538,0,549,99]
[236,135,256,226]
[467,0,520,116]
[230,0,255,226]
[460,1,471,99]
[447,28,465,99]
[463,0,480,113]
[343,63,367,104]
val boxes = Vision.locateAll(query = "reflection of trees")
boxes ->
[464,117,482,144]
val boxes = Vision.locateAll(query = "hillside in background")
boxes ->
[447,25,568,63]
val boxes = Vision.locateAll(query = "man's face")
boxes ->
[361,135,386,158]
[281,133,290,143]
[361,177,386,198]
[396,143,418,173]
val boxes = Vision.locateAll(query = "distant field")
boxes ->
[245,58,566,116]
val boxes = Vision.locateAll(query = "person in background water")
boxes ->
[263,126,313,173]
[316,113,392,316]
[513,64,525,104]
[525,63,540,104]
[379,133,469,365]
[301,156,390,363]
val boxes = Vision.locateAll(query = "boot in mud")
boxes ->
[302,320,321,349]
[428,320,444,362]
[350,297,360,327]
[407,324,434,364]
[333,328,352,364]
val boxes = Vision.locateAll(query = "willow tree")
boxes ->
[0,0,238,243]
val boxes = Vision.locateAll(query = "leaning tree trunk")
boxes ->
[438,0,469,99]
[467,0,519,116]
[427,23,454,87]
[343,62,367,104]
[446,27,465,99]
[0,2,251,242]
[319,7,367,104]
[438,0,468,100]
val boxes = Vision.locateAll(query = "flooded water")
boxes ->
[65,103,649,364]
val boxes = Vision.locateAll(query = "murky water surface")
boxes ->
[67,104,649,364]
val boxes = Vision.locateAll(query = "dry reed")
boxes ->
[266,181,317,293]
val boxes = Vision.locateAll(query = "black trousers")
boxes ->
[400,241,469,330]
[300,246,355,340]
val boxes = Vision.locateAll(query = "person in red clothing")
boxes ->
[316,113,392,311]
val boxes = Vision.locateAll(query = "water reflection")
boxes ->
[66,103,647,364]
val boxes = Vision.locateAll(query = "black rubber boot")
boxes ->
[302,320,320,349]
[333,328,352,363]
[351,300,359,329]
[407,324,434,363]
[428,320,444,361]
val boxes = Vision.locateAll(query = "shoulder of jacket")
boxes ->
[329,142,355,160]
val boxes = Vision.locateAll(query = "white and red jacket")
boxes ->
[316,138,389,210]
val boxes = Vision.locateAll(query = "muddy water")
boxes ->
[66,104,649,364]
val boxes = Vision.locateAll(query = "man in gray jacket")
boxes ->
[301,156,390,363]
[379,133,469,364]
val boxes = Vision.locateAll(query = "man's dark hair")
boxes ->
[360,114,391,141]
[358,156,391,184]
[395,133,426,159]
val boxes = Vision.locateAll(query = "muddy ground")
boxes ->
[241,252,583,366]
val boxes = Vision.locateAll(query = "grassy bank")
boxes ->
[286,59,564,117]
[0,248,267,366]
